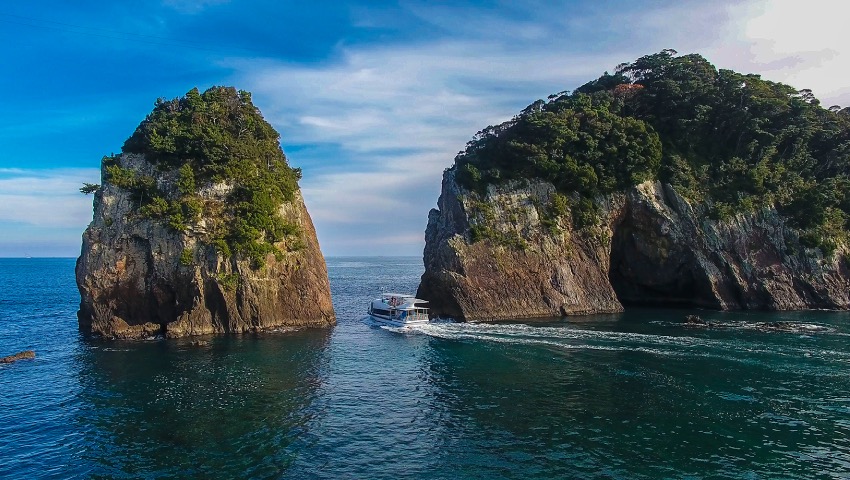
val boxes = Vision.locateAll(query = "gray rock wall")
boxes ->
[611,182,850,310]
[77,154,335,339]
[418,168,850,320]
[418,168,625,320]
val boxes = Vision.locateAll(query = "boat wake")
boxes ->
[653,319,836,334]
[401,321,850,367]
[360,316,382,328]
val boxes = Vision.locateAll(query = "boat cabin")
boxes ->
[369,293,429,324]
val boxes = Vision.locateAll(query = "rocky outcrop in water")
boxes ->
[0,351,35,363]
[77,87,334,339]
[77,154,335,339]
[418,168,623,320]
[418,169,850,321]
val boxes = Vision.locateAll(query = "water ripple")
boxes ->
[2,258,850,479]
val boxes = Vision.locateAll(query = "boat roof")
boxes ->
[381,292,415,298]
[376,293,429,305]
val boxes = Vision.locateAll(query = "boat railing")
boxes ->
[399,309,429,321]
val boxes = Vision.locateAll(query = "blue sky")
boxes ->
[1,0,848,257]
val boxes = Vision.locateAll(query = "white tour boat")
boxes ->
[367,293,430,327]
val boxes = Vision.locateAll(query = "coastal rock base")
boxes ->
[76,154,335,339]
[418,169,850,320]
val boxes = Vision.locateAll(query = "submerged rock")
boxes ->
[76,87,335,339]
[684,315,706,326]
[1,351,35,363]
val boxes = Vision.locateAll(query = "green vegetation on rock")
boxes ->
[79,183,100,195]
[216,272,240,291]
[179,248,194,266]
[108,86,303,267]
[466,199,529,250]
[455,50,850,254]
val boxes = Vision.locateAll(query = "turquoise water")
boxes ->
[1,257,850,479]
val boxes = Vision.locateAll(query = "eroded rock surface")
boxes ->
[77,153,335,339]
[418,168,850,320]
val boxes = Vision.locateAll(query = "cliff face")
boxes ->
[77,153,335,339]
[418,168,850,320]
[610,181,850,310]
[419,168,625,320]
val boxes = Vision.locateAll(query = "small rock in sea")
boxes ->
[755,321,799,333]
[684,315,706,325]
[190,340,209,347]
[0,350,35,363]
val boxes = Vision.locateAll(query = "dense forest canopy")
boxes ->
[454,50,850,254]
[104,86,304,267]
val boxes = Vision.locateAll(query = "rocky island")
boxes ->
[77,87,335,339]
[418,51,850,321]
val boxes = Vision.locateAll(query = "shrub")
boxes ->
[216,272,240,291]
[180,248,194,266]
[79,183,100,195]
[139,196,168,218]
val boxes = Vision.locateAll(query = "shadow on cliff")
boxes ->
[608,206,712,309]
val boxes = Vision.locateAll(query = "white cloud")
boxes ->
[227,39,630,254]
[226,0,850,255]
[0,168,99,229]
[4,0,847,258]
[13,1,850,257]
[230,4,729,255]
[705,0,850,106]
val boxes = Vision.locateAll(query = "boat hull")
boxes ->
[366,314,430,328]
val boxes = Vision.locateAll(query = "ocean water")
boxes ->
[1,257,850,479]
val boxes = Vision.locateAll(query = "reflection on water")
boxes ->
[75,332,331,478]
[2,258,850,479]
[409,312,850,478]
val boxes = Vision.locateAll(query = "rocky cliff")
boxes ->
[77,153,334,339]
[418,169,850,320]
[77,87,334,339]
[418,51,850,321]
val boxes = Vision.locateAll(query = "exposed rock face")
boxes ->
[418,168,850,320]
[611,181,850,310]
[77,153,335,339]
[419,168,625,320]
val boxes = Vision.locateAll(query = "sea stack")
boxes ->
[418,51,850,321]
[77,86,335,339]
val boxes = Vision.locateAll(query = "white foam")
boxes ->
[402,321,850,365]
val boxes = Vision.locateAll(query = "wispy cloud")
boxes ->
[0,168,99,229]
[231,40,588,254]
[705,0,850,106]
[161,0,229,15]
[4,0,848,257]
[225,1,746,254]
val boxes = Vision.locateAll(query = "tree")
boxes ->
[453,50,850,252]
[79,183,100,195]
